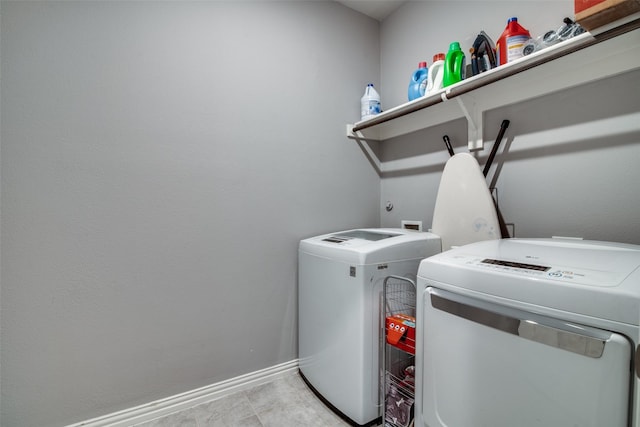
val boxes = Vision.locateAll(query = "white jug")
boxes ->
[360,83,381,121]
[426,53,445,94]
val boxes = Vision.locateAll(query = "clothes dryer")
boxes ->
[415,238,640,427]
[299,228,440,426]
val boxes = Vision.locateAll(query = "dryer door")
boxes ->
[419,287,632,427]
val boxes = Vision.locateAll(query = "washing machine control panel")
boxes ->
[445,255,625,287]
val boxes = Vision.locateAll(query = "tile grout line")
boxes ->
[243,389,266,427]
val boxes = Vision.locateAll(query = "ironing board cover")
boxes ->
[431,153,500,251]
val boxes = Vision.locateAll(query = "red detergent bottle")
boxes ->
[496,17,531,66]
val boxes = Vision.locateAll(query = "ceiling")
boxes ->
[335,0,407,21]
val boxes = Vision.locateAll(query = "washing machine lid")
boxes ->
[417,238,640,325]
[299,228,441,265]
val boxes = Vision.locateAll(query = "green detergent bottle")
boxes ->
[443,42,466,87]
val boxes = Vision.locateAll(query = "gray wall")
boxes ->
[379,1,640,244]
[0,2,380,426]
[2,1,639,426]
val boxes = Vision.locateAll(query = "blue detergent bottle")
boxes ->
[408,61,428,101]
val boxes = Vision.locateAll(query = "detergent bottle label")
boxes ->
[506,34,530,62]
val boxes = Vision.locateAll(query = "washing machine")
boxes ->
[299,228,441,426]
[415,237,640,427]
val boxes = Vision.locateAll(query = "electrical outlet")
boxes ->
[402,220,423,231]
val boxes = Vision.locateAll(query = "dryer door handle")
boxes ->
[430,290,610,358]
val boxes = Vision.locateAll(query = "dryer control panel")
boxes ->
[445,254,627,288]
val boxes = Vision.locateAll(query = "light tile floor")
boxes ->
[132,371,358,427]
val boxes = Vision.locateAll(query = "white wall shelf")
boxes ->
[347,22,640,152]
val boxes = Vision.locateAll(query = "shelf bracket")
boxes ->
[455,95,484,151]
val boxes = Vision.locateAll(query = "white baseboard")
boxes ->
[67,359,299,427]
